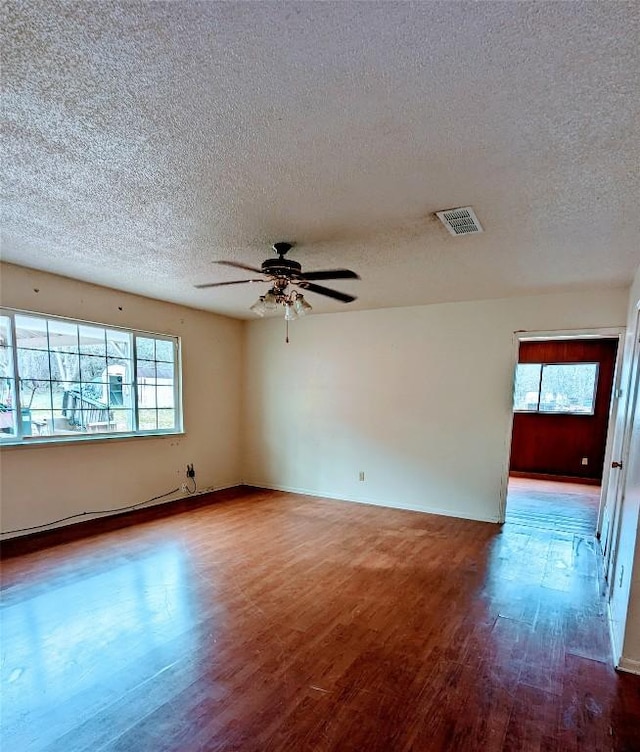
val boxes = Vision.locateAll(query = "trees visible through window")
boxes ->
[0,310,181,442]
[513,362,598,414]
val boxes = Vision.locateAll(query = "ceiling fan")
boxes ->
[195,242,360,316]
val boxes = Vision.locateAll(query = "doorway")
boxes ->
[503,333,622,536]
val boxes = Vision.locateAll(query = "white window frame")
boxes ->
[0,308,183,445]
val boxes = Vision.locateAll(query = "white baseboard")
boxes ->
[617,656,640,675]
[607,601,622,669]
[242,480,500,524]
[605,600,640,674]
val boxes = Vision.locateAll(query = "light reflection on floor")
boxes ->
[1,544,196,750]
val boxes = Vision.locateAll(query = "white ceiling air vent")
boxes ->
[435,206,484,236]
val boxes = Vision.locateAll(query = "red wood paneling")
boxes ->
[509,338,618,480]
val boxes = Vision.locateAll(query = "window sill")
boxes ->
[0,430,185,449]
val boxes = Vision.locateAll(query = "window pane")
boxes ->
[49,319,79,353]
[539,363,598,414]
[50,350,80,382]
[513,364,541,411]
[15,315,48,350]
[155,339,174,363]
[110,409,134,432]
[1,375,15,407]
[136,337,155,360]
[52,383,72,410]
[0,316,11,348]
[84,409,116,433]
[20,379,52,410]
[1,342,13,368]
[1,345,15,382]
[137,378,156,408]
[136,358,156,378]
[0,409,18,437]
[157,408,175,430]
[107,355,132,372]
[80,354,107,383]
[24,409,54,436]
[80,381,106,404]
[0,378,17,436]
[17,348,51,382]
[0,340,16,432]
[156,361,173,380]
[107,329,131,358]
[59,383,84,428]
[105,371,131,407]
[156,385,175,408]
[79,325,106,356]
[138,409,158,431]
[50,416,77,436]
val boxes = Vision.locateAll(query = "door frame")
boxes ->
[498,326,626,526]
[604,304,640,590]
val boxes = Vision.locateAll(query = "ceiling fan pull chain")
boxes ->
[285,318,289,344]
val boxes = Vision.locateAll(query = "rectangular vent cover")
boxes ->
[436,206,483,236]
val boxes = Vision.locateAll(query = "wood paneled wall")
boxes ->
[509,338,618,480]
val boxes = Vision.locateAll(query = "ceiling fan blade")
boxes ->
[194,279,263,289]
[216,260,264,274]
[298,281,357,303]
[298,269,360,281]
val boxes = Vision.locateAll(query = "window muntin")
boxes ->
[0,315,18,437]
[0,310,181,443]
[513,362,598,415]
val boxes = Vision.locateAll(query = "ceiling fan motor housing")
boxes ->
[261,257,302,277]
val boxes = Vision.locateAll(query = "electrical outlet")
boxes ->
[581,457,589,466]
[359,471,365,482]
[181,483,188,493]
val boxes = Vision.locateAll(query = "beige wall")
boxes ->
[608,265,640,671]
[243,289,628,523]
[0,263,244,536]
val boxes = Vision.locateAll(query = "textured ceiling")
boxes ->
[2,1,639,319]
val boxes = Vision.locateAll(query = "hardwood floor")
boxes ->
[2,488,639,751]
[506,476,601,536]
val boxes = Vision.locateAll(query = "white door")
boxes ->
[602,309,640,584]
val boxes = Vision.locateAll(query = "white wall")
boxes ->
[243,289,628,523]
[608,265,640,672]
[0,263,244,536]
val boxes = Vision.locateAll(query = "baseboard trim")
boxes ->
[617,657,640,675]
[0,483,249,557]
[242,481,500,524]
[605,602,639,674]
[2,480,501,557]
[607,601,622,670]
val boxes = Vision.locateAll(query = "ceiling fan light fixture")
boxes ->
[284,302,298,321]
[263,290,278,309]
[293,295,312,317]
[250,297,267,317]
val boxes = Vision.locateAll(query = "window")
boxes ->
[0,310,182,443]
[513,362,598,415]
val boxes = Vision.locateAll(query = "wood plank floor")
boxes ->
[506,477,601,536]
[1,488,639,751]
